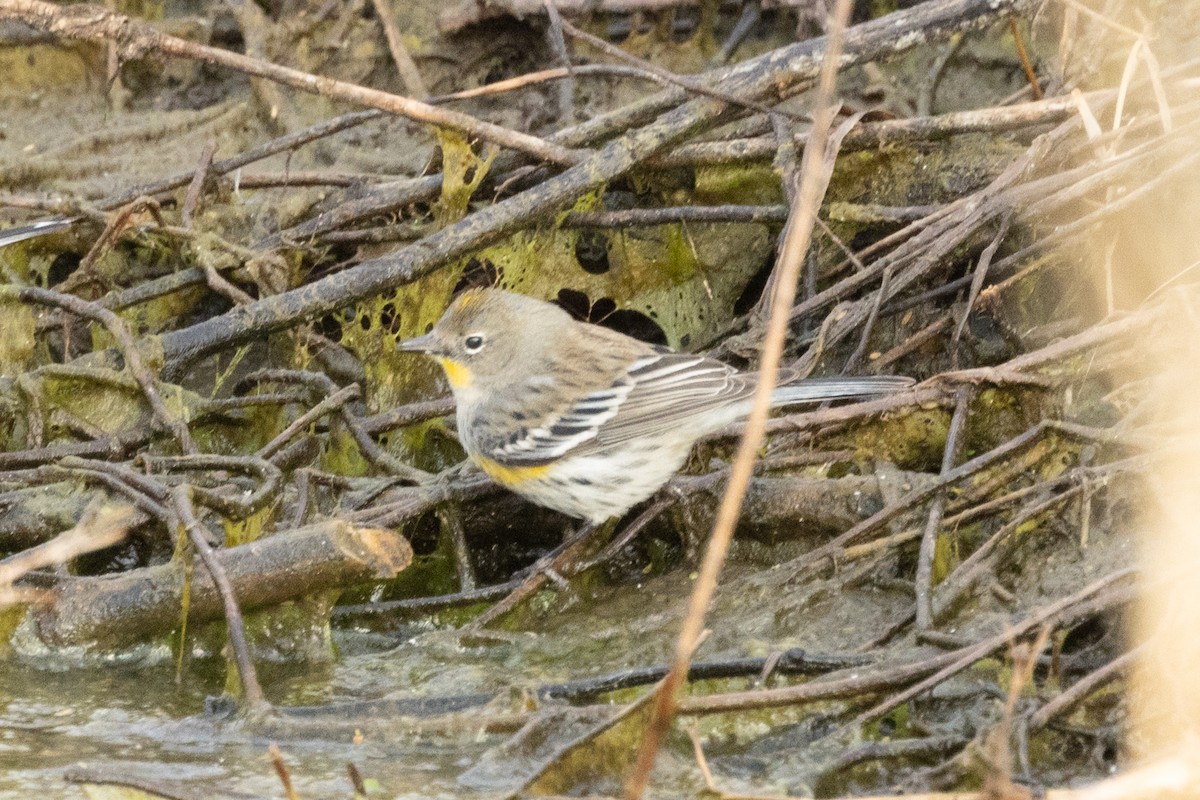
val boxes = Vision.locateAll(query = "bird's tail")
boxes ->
[0,217,77,249]
[770,375,914,407]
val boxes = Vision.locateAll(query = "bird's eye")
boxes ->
[464,334,485,353]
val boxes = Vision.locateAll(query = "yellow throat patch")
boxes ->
[475,455,551,487]
[434,356,473,389]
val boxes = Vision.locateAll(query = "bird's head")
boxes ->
[399,288,571,393]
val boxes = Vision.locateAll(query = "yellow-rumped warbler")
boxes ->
[400,289,913,523]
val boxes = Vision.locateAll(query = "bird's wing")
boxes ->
[479,374,636,465]
[589,351,752,448]
[480,352,749,464]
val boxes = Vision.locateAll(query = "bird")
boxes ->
[0,217,77,249]
[400,288,913,524]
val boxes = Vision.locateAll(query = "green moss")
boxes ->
[932,528,955,583]
[192,591,339,665]
[224,506,270,547]
[0,604,26,655]
[433,128,495,224]
[39,372,147,435]
[0,301,35,376]
[369,518,461,603]
[322,424,371,478]
[0,45,100,94]
[695,163,784,206]
[843,405,951,470]
[863,702,910,740]
[473,215,769,350]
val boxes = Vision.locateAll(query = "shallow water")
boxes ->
[0,649,518,798]
[0,565,832,798]
[0,574,695,798]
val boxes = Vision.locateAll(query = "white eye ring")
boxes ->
[464,334,485,354]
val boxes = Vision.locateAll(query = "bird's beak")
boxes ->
[398,333,437,353]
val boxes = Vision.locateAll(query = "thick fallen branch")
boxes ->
[27,521,412,649]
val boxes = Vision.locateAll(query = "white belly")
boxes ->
[513,440,692,524]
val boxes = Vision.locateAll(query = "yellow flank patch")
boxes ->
[475,455,551,487]
[435,356,473,389]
